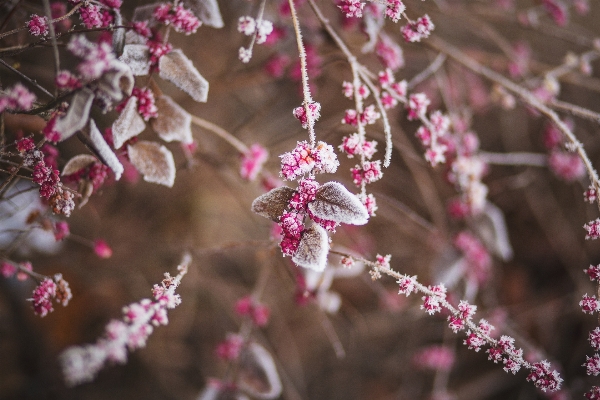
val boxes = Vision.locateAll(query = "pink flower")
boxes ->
[585,386,600,400]
[586,265,600,282]
[584,219,600,240]
[406,93,430,120]
[376,35,404,71]
[580,294,600,314]
[1,262,16,278]
[16,137,36,153]
[148,41,172,70]
[412,345,455,371]
[215,334,244,360]
[27,14,49,36]
[79,5,103,29]
[589,327,600,351]
[54,221,70,241]
[30,278,57,317]
[397,275,416,296]
[527,360,563,392]
[240,144,269,181]
[337,0,365,18]
[384,0,406,22]
[94,239,113,258]
[360,193,378,216]
[55,70,81,91]
[17,262,32,281]
[549,150,585,181]
[585,185,598,204]
[401,14,435,43]
[280,141,315,181]
[293,102,321,129]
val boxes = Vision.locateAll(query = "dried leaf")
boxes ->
[119,44,150,76]
[472,202,513,261]
[127,141,176,187]
[112,97,146,149]
[97,61,134,103]
[125,30,147,45]
[238,343,282,400]
[184,0,224,28]
[308,181,369,225]
[77,179,94,209]
[159,49,209,102]
[88,119,123,180]
[251,186,295,222]
[292,224,329,272]
[62,154,98,176]
[151,95,193,144]
[54,88,94,141]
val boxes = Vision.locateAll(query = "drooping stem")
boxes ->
[190,115,249,154]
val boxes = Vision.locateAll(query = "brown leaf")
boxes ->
[112,96,146,149]
[159,49,209,102]
[308,181,369,225]
[54,88,94,141]
[251,186,295,222]
[151,95,193,144]
[62,154,98,176]
[119,44,150,76]
[184,0,224,28]
[88,119,123,180]
[238,343,282,400]
[127,141,176,187]
[292,224,329,272]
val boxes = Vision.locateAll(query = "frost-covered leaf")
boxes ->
[238,343,282,400]
[54,88,94,141]
[151,95,193,143]
[119,44,150,76]
[132,2,161,25]
[159,49,209,102]
[251,186,295,222]
[88,119,123,180]
[98,61,134,103]
[472,202,513,261]
[112,11,125,56]
[125,30,147,45]
[292,224,329,272]
[128,141,176,187]
[184,0,224,28]
[308,181,369,225]
[62,154,98,176]
[112,97,146,149]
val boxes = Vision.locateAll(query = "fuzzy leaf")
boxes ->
[151,95,193,143]
[128,141,176,187]
[238,343,282,400]
[62,154,98,176]
[308,181,369,225]
[54,88,94,141]
[112,97,146,149]
[472,202,513,261]
[88,119,123,180]
[159,49,209,102]
[97,61,134,103]
[125,30,148,45]
[184,0,224,28]
[251,186,295,222]
[119,44,150,76]
[292,224,329,272]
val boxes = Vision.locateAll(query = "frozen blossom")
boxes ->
[27,14,49,36]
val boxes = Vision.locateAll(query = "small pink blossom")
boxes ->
[412,345,455,371]
[79,4,103,29]
[94,239,113,258]
[54,221,70,241]
[581,294,600,314]
[401,15,435,43]
[584,219,600,240]
[589,327,600,351]
[586,386,600,400]
[376,35,404,71]
[216,333,244,360]
[378,69,395,88]
[30,278,57,317]
[240,144,269,181]
[293,102,321,129]
[17,262,32,281]
[1,262,16,278]
[337,0,365,18]
[27,14,49,36]
[549,150,585,181]
[360,193,378,216]
[585,185,598,204]
[407,93,430,120]
[397,275,417,296]
[384,0,406,22]
[464,331,486,352]
[526,360,562,392]
[280,141,315,181]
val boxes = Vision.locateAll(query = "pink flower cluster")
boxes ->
[412,345,455,371]
[421,284,447,315]
[384,0,406,22]
[234,296,270,327]
[67,35,116,80]
[337,0,365,18]
[1,261,31,281]
[55,70,81,91]
[0,83,36,113]
[584,218,600,240]
[342,105,381,126]
[350,160,383,186]
[215,333,244,360]
[580,294,600,314]
[448,300,477,333]
[401,14,435,43]
[464,319,494,352]
[237,16,273,44]
[339,133,377,159]
[154,3,201,35]
[280,140,339,181]
[27,14,49,36]
[342,81,369,100]
[240,144,269,181]
[30,274,72,317]
[118,87,158,121]
[585,185,598,204]
[60,259,189,386]
[293,101,321,129]
[375,35,405,71]
[78,4,107,29]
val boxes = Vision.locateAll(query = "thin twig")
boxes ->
[190,115,249,154]
[479,151,548,167]
[0,58,54,99]
[42,0,61,86]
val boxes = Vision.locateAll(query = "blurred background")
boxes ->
[2,0,600,399]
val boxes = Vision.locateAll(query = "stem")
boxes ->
[190,115,249,154]
[288,0,316,147]
[479,151,548,167]
[0,58,54,99]
[0,2,82,40]
[42,0,60,84]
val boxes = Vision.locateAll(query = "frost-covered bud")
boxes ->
[293,102,321,129]
[237,16,256,35]
[397,275,416,296]
[376,254,391,268]
[407,93,430,120]
[339,133,362,157]
[170,5,201,34]
[240,144,269,181]
[391,80,407,98]
[361,105,380,125]
[580,294,600,314]
[360,193,378,216]
[363,160,383,183]
[280,141,315,181]
[30,278,57,317]
[256,20,274,44]
[464,331,485,351]
[313,141,339,174]
[526,360,563,392]
[385,0,406,22]
[585,185,598,204]
[585,386,600,400]
[584,219,600,240]
[586,264,600,282]
[342,109,359,125]
[376,35,404,71]
[239,47,252,63]
[79,4,103,29]
[589,327,600,351]
[337,0,365,18]
[378,69,395,88]
[380,91,398,109]
[27,14,49,36]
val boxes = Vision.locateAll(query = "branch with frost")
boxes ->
[59,254,191,386]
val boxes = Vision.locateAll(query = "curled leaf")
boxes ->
[238,343,282,400]
[96,61,134,102]
[54,88,94,141]
[62,154,98,176]
[251,186,295,222]
[159,49,209,102]
[184,0,224,28]
[88,119,123,180]
[119,44,150,76]
[151,95,193,144]
[127,141,176,187]
[292,224,329,272]
[308,181,369,225]
[112,96,146,149]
